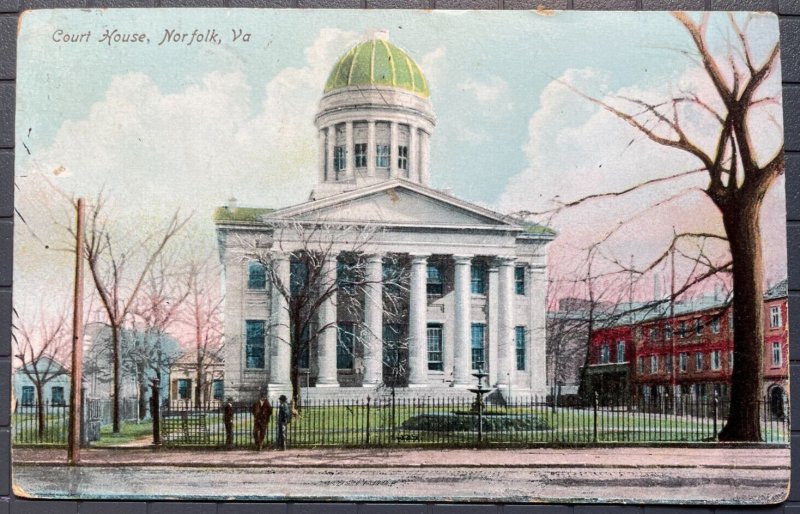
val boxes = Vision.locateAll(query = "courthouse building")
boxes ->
[214,30,554,400]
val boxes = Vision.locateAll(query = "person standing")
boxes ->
[223,397,235,449]
[250,393,272,451]
[276,394,291,451]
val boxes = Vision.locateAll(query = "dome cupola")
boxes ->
[312,30,436,200]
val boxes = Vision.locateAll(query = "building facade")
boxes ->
[584,280,789,413]
[168,352,225,409]
[215,31,554,401]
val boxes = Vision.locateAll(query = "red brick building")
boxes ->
[584,280,788,414]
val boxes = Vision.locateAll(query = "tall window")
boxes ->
[695,352,703,371]
[471,263,486,294]
[664,324,673,340]
[471,323,486,369]
[212,380,224,401]
[616,341,625,363]
[290,261,308,296]
[665,354,673,373]
[426,264,444,298]
[51,386,65,406]
[694,318,703,336]
[245,320,266,369]
[354,143,367,168]
[21,386,34,406]
[650,355,658,374]
[177,379,191,400]
[337,261,358,294]
[711,317,720,334]
[637,357,644,373]
[600,344,610,364]
[337,322,355,370]
[728,311,734,333]
[515,266,525,295]
[711,350,721,370]
[678,321,687,338]
[383,324,403,370]
[334,146,346,173]
[772,342,782,366]
[515,326,526,370]
[398,145,409,171]
[679,352,688,373]
[427,325,443,371]
[248,261,266,289]
[770,306,782,328]
[376,145,390,168]
[649,327,659,342]
[729,350,734,370]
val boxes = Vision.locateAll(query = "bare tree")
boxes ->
[243,220,408,409]
[181,256,224,408]
[13,307,70,437]
[82,193,190,432]
[522,13,781,441]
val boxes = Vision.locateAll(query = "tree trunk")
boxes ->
[137,364,147,420]
[195,355,204,409]
[112,325,122,433]
[36,383,45,438]
[718,196,764,442]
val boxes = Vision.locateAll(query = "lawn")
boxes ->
[92,420,154,447]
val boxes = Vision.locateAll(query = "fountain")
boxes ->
[467,362,491,444]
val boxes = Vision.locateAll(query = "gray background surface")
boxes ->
[1,0,798,512]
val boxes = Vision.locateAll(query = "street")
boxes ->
[12,446,790,504]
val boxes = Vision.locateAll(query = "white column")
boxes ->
[487,263,499,387]
[326,125,335,181]
[452,255,473,387]
[419,130,430,186]
[362,254,383,386]
[270,254,291,386]
[389,121,399,179]
[316,254,339,387]
[528,265,547,395]
[318,129,326,184]
[345,121,354,179]
[367,121,376,177]
[409,125,419,182]
[497,257,515,390]
[408,254,429,387]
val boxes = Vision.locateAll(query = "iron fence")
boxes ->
[158,393,790,449]
[13,401,70,445]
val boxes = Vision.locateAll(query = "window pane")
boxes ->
[376,145,390,168]
[427,325,443,371]
[177,379,191,400]
[471,263,485,294]
[398,145,409,171]
[21,386,34,406]
[471,324,485,369]
[334,146,346,172]
[427,264,443,297]
[212,380,224,400]
[515,266,525,295]
[246,320,266,369]
[337,323,355,369]
[51,386,65,405]
[515,326,526,370]
[355,143,367,168]
[248,261,266,289]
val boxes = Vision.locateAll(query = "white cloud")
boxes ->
[460,76,512,112]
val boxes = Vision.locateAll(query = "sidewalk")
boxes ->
[14,445,791,469]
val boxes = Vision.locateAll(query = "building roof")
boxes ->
[764,278,788,301]
[213,206,275,223]
[323,34,430,98]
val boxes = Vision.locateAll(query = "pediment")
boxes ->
[267,183,515,229]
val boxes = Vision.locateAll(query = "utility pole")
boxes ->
[68,198,85,465]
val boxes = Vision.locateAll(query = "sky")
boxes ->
[13,9,786,321]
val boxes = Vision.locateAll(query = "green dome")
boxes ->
[324,37,430,98]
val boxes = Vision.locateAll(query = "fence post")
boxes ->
[365,396,371,447]
[712,391,718,440]
[593,391,599,443]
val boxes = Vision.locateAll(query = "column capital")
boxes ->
[409,253,430,264]
[496,256,516,267]
[365,253,383,264]
[452,254,474,264]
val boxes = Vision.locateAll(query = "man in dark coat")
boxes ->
[223,397,235,449]
[276,394,290,451]
[250,393,272,451]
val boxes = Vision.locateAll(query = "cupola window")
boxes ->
[398,146,409,172]
[376,145,390,168]
[334,146,346,175]
[355,143,368,168]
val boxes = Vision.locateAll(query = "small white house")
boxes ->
[14,357,71,408]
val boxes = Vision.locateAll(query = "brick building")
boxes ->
[584,280,788,415]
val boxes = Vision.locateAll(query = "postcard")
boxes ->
[12,8,789,503]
